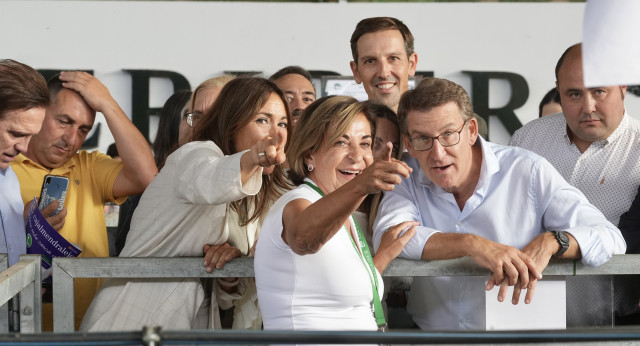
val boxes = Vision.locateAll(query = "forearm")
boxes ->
[287,181,368,255]
[421,232,479,260]
[105,102,157,194]
[373,251,394,273]
[240,149,263,186]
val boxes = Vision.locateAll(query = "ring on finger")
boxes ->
[258,152,266,157]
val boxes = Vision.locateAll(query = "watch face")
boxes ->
[558,231,569,243]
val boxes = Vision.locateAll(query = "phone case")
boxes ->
[39,175,69,216]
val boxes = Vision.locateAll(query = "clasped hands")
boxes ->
[474,237,550,305]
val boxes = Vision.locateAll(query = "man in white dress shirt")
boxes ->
[0,59,49,266]
[510,43,640,326]
[373,77,626,330]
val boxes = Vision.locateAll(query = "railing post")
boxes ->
[18,255,42,333]
[52,258,75,332]
[0,254,7,332]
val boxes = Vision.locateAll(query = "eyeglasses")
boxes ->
[408,119,469,151]
[184,111,202,128]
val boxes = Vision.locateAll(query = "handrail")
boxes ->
[52,254,640,332]
[0,255,42,333]
[2,327,640,344]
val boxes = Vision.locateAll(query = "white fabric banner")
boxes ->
[583,0,640,87]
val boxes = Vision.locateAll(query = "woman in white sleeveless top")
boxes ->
[255,96,417,331]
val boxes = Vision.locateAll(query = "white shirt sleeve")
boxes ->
[173,142,262,205]
[535,158,627,266]
[372,170,439,260]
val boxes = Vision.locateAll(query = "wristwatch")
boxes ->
[552,231,570,257]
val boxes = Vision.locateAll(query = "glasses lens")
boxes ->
[440,132,460,147]
[413,137,433,151]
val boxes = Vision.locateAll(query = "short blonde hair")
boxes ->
[287,95,374,185]
[189,75,235,112]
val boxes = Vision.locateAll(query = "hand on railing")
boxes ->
[472,238,542,304]
[202,243,241,273]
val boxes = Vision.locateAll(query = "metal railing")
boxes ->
[51,254,640,332]
[0,254,7,332]
[1,327,638,345]
[0,254,42,333]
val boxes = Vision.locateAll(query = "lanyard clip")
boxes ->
[377,323,388,332]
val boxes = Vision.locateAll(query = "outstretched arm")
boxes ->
[59,71,157,198]
[284,142,412,255]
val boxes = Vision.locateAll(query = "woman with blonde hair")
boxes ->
[179,75,235,146]
[255,96,416,331]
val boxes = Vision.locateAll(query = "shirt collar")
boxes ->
[14,153,75,174]
[474,137,499,196]
[563,112,629,147]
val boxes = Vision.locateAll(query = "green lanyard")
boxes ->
[304,181,387,331]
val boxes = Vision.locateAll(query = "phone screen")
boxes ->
[39,175,69,216]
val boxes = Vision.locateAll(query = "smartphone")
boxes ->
[38,175,69,216]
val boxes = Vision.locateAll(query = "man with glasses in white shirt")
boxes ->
[373,77,626,330]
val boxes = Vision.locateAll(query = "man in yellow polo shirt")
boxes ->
[11,71,157,330]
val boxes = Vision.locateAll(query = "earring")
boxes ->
[307,164,314,172]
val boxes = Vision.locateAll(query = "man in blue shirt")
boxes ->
[0,59,50,266]
[373,77,626,330]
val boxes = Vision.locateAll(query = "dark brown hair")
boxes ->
[538,87,561,118]
[191,77,292,225]
[0,59,49,119]
[350,17,415,64]
[47,73,96,116]
[154,90,192,169]
[397,77,473,134]
[269,66,312,82]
